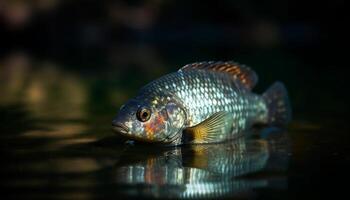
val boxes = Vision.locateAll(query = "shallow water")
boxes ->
[0,56,349,199]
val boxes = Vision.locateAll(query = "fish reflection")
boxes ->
[114,134,288,199]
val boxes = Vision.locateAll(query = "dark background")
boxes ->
[1,0,348,113]
[0,0,349,199]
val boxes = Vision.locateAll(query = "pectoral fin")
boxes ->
[183,111,233,144]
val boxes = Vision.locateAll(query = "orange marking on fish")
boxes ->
[144,113,166,140]
[144,123,155,140]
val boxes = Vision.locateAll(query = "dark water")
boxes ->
[0,53,349,200]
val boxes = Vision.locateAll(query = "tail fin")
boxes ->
[262,82,292,126]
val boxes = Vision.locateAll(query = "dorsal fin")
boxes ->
[179,61,258,90]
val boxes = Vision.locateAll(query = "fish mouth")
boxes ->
[112,122,129,135]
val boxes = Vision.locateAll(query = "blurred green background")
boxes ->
[1,0,348,114]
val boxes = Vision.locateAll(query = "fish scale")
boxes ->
[139,69,268,140]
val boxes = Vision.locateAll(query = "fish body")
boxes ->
[112,61,291,145]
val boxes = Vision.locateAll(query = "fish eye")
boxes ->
[137,107,151,122]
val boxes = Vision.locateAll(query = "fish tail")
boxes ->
[262,82,292,126]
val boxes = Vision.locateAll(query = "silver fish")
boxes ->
[112,61,291,145]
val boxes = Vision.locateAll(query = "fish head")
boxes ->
[112,97,186,143]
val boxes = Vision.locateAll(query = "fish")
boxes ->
[112,61,291,145]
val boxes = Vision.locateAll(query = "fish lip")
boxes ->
[112,122,129,135]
